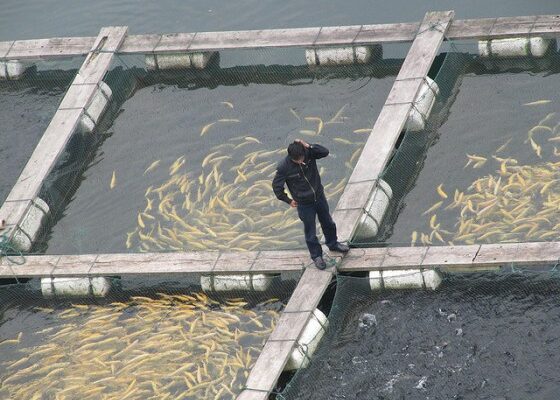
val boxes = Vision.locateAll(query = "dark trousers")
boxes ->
[297,193,338,259]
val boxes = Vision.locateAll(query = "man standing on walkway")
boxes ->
[272,139,349,269]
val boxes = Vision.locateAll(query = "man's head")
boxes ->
[288,141,306,164]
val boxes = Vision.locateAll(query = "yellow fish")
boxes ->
[436,184,448,199]
[200,122,216,137]
[523,100,551,106]
[110,171,117,189]
[143,160,161,175]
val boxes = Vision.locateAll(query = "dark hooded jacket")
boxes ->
[272,144,329,205]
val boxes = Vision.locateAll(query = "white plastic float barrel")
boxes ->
[145,52,217,70]
[41,277,112,298]
[284,308,328,370]
[78,81,112,134]
[405,76,440,132]
[478,37,554,58]
[11,197,49,252]
[353,179,392,242]
[369,269,442,291]
[305,45,382,66]
[0,60,29,80]
[201,274,276,292]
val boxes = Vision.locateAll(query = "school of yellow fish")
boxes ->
[413,107,560,246]
[0,292,281,400]
[126,105,367,252]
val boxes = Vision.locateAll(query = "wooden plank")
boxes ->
[283,267,333,312]
[446,18,496,39]
[250,250,309,273]
[381,246,427,269]
[5,37,95,59]
[314,25,362,46]
[0,27,128,247]
[356,22,420,44]
[212,251,259,273]
[153,33,196,53]
[52,255,97,276]
[385,77,424,105]
[0,255,60,278]
[331,208,364,243]
[189,28,321,51]
[490,16,537,36]
[244,339,296,392]
[0,41,14,59]
[3,109,82,203]
[93,252,218,275]
[57,83,99,110]
[0,200,32,227]
[268,310,313,341]
[1,15,560,61]
[472,243,520,266]
[335,180,376,211]
[348,103,411,184]
[338,247,386,271]
[421,244,480,268]
[119,34,161,53]
[398,11,455,80]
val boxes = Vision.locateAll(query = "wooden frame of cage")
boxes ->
[1,10,560,399]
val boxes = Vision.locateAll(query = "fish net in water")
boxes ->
[280,270,560,400]
[16,46,405,255]
[0,272,299,399]
[0,58,82,206]
[354,39,560,248]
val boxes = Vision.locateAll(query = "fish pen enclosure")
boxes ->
[0,272,299,399]
[280,270,560,399]
[3,12,560,400]
[0,58,82,205]
[368,38,560,249]
[31,47,405,255]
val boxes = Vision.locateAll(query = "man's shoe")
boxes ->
[313,256,327,270]
[329,242,350,253]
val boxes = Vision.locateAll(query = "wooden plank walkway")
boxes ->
[339,242,560,271]
[1,15,560,60]
[0,27,128,246]
[0,250,311,278]
[2,242,558,278]
[236,10,455,400]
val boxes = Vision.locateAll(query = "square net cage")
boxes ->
[26,44,409,255]
[0,270,301,399]
[279,269,560,400]
[276,35,560,400]
[0,58,84,205]
[352,37,560,249]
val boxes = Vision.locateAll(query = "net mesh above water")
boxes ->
[0,272,299,399]
[12,47,405,255]
[365,39,560,248]
[280,270,560,400]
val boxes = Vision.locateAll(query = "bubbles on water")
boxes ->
[358,313,377,329]
[414,376,428,390]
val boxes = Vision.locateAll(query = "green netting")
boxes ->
[353,38,560,248]
[279,269,560,399]
[0,271,299,399]
[19,46,406,255]
[0,58,82,205]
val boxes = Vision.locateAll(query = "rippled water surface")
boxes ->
[284,273,560,400]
